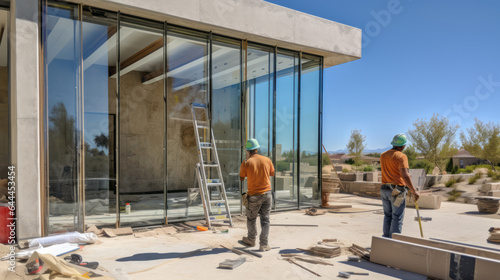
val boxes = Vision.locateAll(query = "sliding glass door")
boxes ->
[118,16,165,227]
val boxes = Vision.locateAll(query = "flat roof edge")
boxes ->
[64,0,361,63]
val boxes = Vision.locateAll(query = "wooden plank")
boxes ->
[370,236,500,280]
[393,234,500,261]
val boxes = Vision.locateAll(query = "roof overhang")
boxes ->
[66,0,362,68]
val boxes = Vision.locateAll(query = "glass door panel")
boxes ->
[246,44,275,205]
[211,36,242,214]
[82,8,118,228]
[275,50,299,209]
[166,28,209,221]
[118,16,165,227]
[44,2,82,233]
[299,54,322,207]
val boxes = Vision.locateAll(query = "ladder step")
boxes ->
[209,200,226,204]
[192,103,207,108]
[210,215,230,220]
[200,142,212,148]
[204,164,218,168]
[197,125,209,129]
[207,183,222,187]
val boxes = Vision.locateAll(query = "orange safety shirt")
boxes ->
[240,154,275,196]
[380,149,409,186]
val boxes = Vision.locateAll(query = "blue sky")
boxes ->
[266,0,500,151]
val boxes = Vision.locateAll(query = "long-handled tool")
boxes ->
[413,194,424,238]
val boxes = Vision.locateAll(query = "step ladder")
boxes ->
[191,103,233,228]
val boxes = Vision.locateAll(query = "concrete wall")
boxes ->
[10,0,42,239]
[0,67,8,178]
[65,0,362,67]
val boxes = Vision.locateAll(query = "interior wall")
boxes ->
[166,77,206,192]
[0,66,7,178]
[112,71,165,193]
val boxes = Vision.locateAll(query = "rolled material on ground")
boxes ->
[29,232,98,247]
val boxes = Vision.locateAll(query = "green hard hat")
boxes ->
[391,133,408,147]
[246,139,260,151]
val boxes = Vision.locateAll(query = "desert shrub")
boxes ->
[447,188,462,201]
[345,158,355,165]
[363,165,374,172]
[411,160,434,174]
[276,161,289,172]
[469,173,481,184]
[487,170,496,178]
[445,178,457,188]
[342,168,349,173]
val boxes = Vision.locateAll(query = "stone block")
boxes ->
[480,183,500,192]
[406,194,441,209]
[364,172,376,182]
[338,173,363,181]
[487,190,500,197]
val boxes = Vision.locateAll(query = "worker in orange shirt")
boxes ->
[239,139,275,251]
[380,133,420,238]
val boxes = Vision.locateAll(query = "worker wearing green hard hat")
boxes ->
[390,133,407,147]
[239,138,275,252]
[245,138,260,151]
[379,133,420,238]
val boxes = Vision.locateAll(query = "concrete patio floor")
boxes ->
[30,194,500,279]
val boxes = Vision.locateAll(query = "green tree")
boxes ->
[403,144,418,166]
[346,129,366,161]
[407,114,459,174]
[460,119,500,172]
[446,158,454,174]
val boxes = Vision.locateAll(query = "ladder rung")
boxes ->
[192,103,207,108]
[200,143,212,148]
[203,162,218,167]
[209,200,226,204]
[207,183,222,187]
[197,125,209,129]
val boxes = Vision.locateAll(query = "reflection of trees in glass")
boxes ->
[94,133,109,149]
[49,103,75,146]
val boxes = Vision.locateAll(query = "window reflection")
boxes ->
[299,54,322,207]
[275,50,299,209]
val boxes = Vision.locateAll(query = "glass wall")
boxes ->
[246,44,275,205]
[275,50,299,209]
[299,54,322,207]
[211,36,242,213]
[43,1,323,231]
[0,8,9,181]
[81,8,117,228]
[44,3,82,233]
[166,27,209,221]
[118,16,165,227]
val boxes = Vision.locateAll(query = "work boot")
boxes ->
[259,244,271,252]
[241,236,255,247]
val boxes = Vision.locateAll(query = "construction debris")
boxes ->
[270,224,318,227]
[102,227,133,238]
[297,246,341,258]
[218,257,246,269]
[287,259,321,277]
[338,271,369,278]
[347,255,360,262]
[220,245,245,256]
[488,227,500,244]
[28,232,98,247]
[414,216,432,222]
[305,208,325,216]
[348,244,370,261]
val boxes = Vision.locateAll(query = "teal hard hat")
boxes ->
[391,133,408,147]
[246,139,260,151]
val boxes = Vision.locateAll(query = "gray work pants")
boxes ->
[246,191,272,246]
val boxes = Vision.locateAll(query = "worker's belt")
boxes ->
[381,184,406,190]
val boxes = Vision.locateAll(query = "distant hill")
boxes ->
[328,146,392,155]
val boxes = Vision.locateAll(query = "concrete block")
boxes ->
[392,234,500,261]
[371,236,500,280]
[480,183,500,192]
[487,190,500,197]
[364,172,376,182]
[406,194,442,209]
[338,173,363,182]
